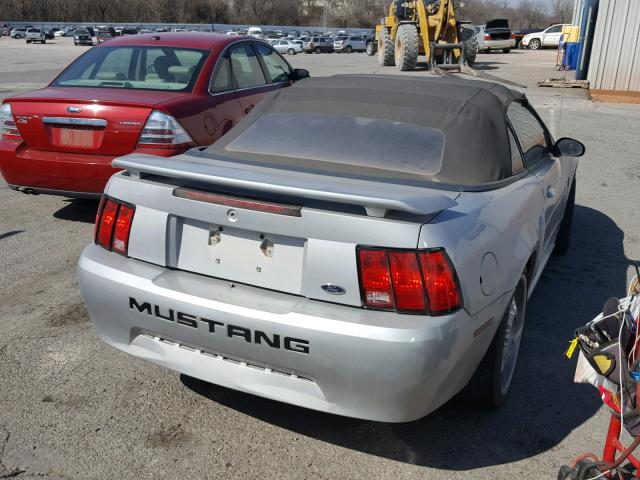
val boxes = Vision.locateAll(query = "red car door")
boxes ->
[228,42,291,117]
[200,50,243,142]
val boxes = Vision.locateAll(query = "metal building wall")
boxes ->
[572,0,586,27]
[587,0,640,91]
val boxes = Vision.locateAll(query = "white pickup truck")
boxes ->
[25,27,46,44]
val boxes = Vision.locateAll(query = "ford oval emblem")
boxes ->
[321,283,346,295]
[67,106,82,113]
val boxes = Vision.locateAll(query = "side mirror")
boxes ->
[291,68,310,81]
[554,137,585,157]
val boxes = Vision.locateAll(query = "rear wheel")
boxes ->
[287,48,295,55]
[41,39,45,44]
[502,47,511,53]
[394,24,419,71]
[366,41,375,56]
[528,38,541,50]
[345,45,353,53]
[315,46,321,54]
[465,274,528,407]
[554,178,576,255]
[459,26,478,67]
[378,28,395,66]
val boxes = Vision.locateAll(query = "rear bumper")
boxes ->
[0,141,179,195]
[480,39,516,50]
[78,244,500,422]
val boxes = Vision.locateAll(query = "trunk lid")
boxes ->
[109,153,458,307]
[485,19,511,40]
[8,87,187,155]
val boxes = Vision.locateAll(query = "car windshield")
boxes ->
[53,46,208,92]
[224,113,445,178]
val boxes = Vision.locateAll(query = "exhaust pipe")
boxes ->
[16,186,39,195]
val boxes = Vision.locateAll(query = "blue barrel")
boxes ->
[566,42,581,70]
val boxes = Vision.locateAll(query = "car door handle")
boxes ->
[546,186,556,198]
[244,105,255,114]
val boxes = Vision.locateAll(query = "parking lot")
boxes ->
[1,36,640,480]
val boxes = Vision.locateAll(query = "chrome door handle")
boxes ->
[546,186,556,198]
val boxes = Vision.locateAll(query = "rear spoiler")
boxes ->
[112,153,457,218]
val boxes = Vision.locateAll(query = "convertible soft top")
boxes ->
[201,75,525,187]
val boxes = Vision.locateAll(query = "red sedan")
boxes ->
[0,33,309,197]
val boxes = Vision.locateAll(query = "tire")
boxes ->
[394,24,419,71]
[465,273,528,408]
[345,45,352,53]
[15,34,22,39]
[315,46,321,54]
[41,40,45,44]
[366,41,375,56]
[26,39,30,44]
[528,38,541,50]
[377,28,395,66]
[287,48,295,55]
[554,178,576,255]
[459,26,478,67]
[502,48,511,53]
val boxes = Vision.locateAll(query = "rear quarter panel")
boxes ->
[419,174,545,317]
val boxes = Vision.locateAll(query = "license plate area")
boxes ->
[177,219,306,295]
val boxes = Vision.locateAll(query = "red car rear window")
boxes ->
[53,46,208,92]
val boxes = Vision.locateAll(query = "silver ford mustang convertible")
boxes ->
[78,75,585,422]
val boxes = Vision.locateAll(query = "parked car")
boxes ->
[303,37,333,53]
[77,75,583,422]
[96,30,114,44]
[475,19,515,53]
[334,35,366,53]
[10,28,28,39]
[73,29,93,46]
[45,28,58,40]
[514,28,542,48]
[0,24,10,36]
[521,24,570,49]
[271,39,303,55]
[62,29,76,37]
[120,27,138,36]
[25,28,46,44]
[0,34,309,197]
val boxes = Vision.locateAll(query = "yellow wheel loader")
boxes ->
[374,0,478,72]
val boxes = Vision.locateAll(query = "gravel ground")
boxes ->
[1,36,640,480]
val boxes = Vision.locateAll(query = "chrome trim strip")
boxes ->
[42,117,107,127]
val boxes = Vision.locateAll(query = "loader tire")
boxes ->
[378,28,395,66]
[460,26,478,67]
[394,24,419,71]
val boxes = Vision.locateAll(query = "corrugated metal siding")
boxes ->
[572,0,586,26]
[587,0,640,91]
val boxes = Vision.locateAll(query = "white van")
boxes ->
[247,27,262,38]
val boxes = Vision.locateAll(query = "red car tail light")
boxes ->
[95,196,135,256]
[137,110,193,148]
[484,34,492,41]
[357,247,461,315]
[418,250,462,314]
[358,249,394,309]
[0,104,22,141]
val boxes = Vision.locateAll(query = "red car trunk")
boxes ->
[9,87,188,156]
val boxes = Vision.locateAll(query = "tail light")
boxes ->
[95,196,135,256]
[484,34,492,41]
[0,104,22,141]
[357,247,461,315]
[511,33,516,39]
[137,110,193,148]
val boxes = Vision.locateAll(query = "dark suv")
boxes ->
[303,37,333,53]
